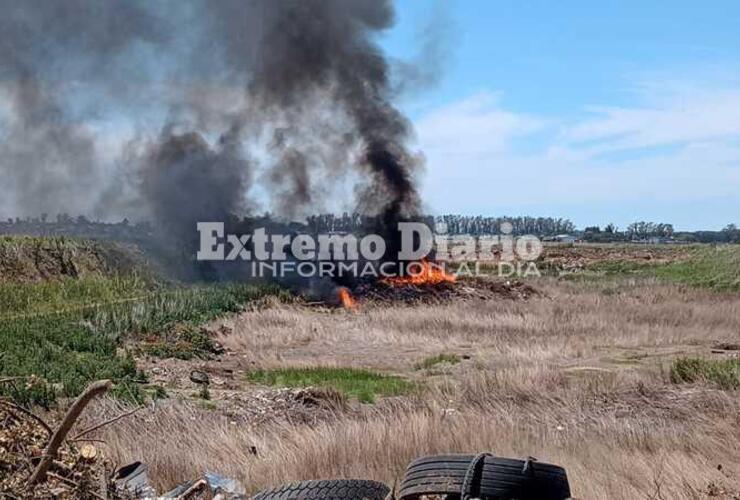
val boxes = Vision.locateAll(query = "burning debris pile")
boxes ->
[382,259,457,286]
[325,260,539,307]
[351,278,539,306]
[0,0,520,301]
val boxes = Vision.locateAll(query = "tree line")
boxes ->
[2,213,739,243]
[583,222,740,243]
[306,213,576,236]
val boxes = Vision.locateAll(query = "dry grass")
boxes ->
[214,278,740,370]
[92,277,740,499]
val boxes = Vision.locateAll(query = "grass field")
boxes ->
[655,246,740,291]
[95,275,740,499]
[0,273,290,406]
[2,241,739,498]
[561,245,740,294]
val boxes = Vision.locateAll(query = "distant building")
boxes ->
[553,234,577,243]
[646,236,674,244]
[542,234,578,243]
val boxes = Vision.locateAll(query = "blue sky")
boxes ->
[381,0,740,230]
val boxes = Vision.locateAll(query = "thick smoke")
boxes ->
[136,0,423,260]
[234,0,422,222]
[0,0,162,216]
[141,128,249,244]
[0,82,97,216]
[1,0,429,274]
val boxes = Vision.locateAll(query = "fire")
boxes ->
[337,287,357,309]
[383,259,456,286]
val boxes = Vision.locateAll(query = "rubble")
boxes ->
[352,277,539,305]
[115,465,247,499]
[189,370,211,385]
[218,386,346,426]
[2,397,251,499]
[113,461,156,498]
[538,244,690,275]
[0,400,108,498]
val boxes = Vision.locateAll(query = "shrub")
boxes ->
[247,367,414,403]
[670,357,740,389]
[414,353,462,370]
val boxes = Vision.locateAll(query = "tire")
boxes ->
[252,479,390,500]
[398,454,570,500]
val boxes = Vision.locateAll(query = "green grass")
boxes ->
[247,367,414,403]
[655,246,740,292]
[0,276,152,317]
[414,353,461,370]
[0,314,143,407]
[670,357,740,390]
[0,277,290,407]
[86,282,291,336]
[567,246,740,292]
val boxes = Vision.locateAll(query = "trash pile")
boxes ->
[1,378,253,499]
[114,462,247,498]
[218,386,346,425]
[0,400,107,498]
[539,244,689,275]
[1,399,249,499]
[352,277,538,305]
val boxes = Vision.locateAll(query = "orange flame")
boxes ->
[337,287,357,309]
[383,259,456,286]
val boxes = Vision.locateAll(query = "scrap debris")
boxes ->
[1,398,108,498]
[1,399,248,499]
[352,277,539,305]
[1,378,250,499]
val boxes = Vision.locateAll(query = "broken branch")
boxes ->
[71,405,143,441]
[26,379,112,488]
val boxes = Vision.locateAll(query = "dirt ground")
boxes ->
[0,236,147,283]
[539,242,693,269]
[86,261,740,499]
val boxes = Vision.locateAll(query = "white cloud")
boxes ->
[414,92,544,155]
[414,82,740,228]
[562,88,740,154]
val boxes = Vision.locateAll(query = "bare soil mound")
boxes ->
[540,243,691,273]
[0,236,149,283]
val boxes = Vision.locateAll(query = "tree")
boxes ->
[723,224,740,243]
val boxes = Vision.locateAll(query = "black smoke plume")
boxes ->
[1,0,429,277]
[236,0,422,221]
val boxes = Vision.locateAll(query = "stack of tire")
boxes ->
[252,480,391,500]
[251,453,571,499]
[397,454,571,499]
